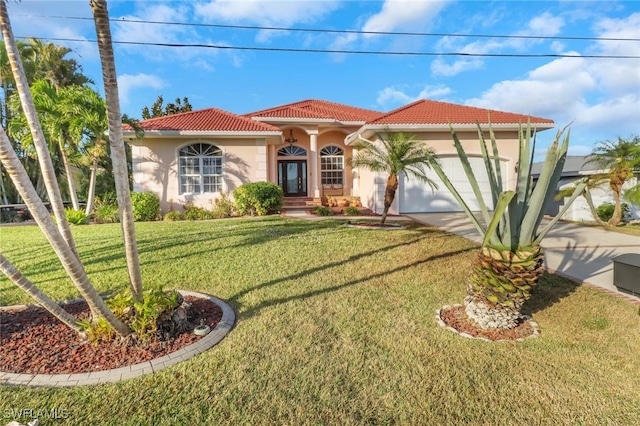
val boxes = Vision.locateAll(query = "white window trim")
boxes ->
[177,142,225,195]
[320,145,344,187]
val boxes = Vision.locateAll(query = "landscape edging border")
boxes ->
[0,290,235,387]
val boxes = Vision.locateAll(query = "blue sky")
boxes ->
[6,0,640,158]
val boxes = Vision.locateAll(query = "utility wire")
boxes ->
[13,13,640,42]
[17,36,640,59]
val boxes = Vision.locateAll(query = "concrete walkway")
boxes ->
[407,212,640,304]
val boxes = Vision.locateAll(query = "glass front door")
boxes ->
[278,160,307,196]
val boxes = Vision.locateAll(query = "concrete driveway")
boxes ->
[407,212,640,304]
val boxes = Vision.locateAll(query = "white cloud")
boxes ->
[432,11,566,77]
[431,58,483,77]
[361,0,450,36]
[377,84,453,108]
[117,73,166,104]
[465,56,595,119]
[112,3,229,67]
[463,12,640,148]
[195,0,341,42]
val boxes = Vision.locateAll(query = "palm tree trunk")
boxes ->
[380,174,398,225]
[465,246,544,329]
[90,0,143,303]
[0,252,81,333]
[0,168,8,204]
[85,158,98,216]
[59,140,80,210]
[0,127,131,337]
[608,182,623,226]
[0,2,78,257]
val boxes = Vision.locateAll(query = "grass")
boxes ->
[1,217,639,425]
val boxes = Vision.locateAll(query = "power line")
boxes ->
[13,13,640,42]
[18,36,640,59]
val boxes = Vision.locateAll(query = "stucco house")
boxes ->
[532,156,640,221]
[125,99,554,214]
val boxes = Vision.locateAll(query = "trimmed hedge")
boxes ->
[131,192,161,221]
[233,182,283,216]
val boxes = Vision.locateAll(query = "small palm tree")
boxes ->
[431,122,586,330]
[349,129,438,224]
[584,136,640,226]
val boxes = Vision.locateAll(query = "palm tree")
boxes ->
[584,136,640,226]
[349,129,438,224]
[8,80,85,210]
[65,86,109,215]
[0,2,78,255]
[431,123,586,330]
[90,0,143,303]
[21,38,91,90]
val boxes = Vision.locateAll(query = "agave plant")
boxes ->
[430,121,586,329]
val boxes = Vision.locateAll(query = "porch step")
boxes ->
[281,197,321,210]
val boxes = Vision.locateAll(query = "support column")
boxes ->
[309,131,320,198]
[268,143,277,183]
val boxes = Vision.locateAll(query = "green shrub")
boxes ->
[596,202,631,222]
[163,211,184,221]
[131,192,160,221]
[93,203,119,223]
[81,288,181,343]
[185,203,204,220]
[65,208,89,225]
[211,192,236,218]
[313,206,333,216]
[233,182,283,216]
[343,206,361,216]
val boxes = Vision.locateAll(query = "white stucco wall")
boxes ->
[131,137,267,212]
[355,130,521,215]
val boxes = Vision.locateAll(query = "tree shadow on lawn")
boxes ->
[234,243,475,320]
[524,241,618,315]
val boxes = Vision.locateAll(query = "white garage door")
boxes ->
[399,156,508,213]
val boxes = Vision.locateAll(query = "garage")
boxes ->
[398,155,509,213]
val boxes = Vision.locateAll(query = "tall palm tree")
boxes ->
[349,129,437,224]
[64,86,109,215]
[21,38,91,90]
[8,80,84,210]
[431,123,586,330]
[584,136,640,226]
[90,0,143,303]
[0,2,78,255]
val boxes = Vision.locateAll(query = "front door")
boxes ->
[278,160,307,196]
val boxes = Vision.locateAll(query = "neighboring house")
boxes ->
[125,99,554,214]
[532,156,640,221]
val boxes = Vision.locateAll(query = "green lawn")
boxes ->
[1,218,639,425]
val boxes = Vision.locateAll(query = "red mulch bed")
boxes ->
[0,296,222,375]
[439,305,537,341]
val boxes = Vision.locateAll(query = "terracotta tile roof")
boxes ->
[245,99,384,122]
[126,108,281,133]
[368,99,554,126]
